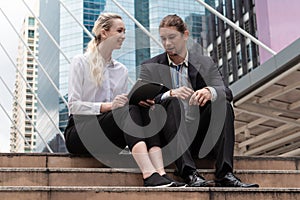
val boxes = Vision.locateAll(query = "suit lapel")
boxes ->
[157,53,173,89]
[188,51,201,90]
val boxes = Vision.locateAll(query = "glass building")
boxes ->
[147,0,206,56]
[57,0,211,136]
[58,0,107,137]
[37,0,63,152]
[104,0,208,81]
[35,0,216,151]
[103,0,136,85]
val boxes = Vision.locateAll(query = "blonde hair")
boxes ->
[86,13,122,86]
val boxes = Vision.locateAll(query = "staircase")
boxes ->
[0,153,299,200]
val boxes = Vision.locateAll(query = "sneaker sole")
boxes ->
[145,182,174,188]
[169,182,188,188]
[176,184,188,188]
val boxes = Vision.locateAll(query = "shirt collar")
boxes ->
[167,50,189,67]
[106,59,115,68]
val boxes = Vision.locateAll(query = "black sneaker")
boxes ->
[143,172,173,187]
[162,174,187,187]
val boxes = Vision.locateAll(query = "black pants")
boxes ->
[64,104,162,155]
[189,101,235,178]
[156,98,235,179]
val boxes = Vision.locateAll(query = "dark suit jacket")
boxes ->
[139,49,233,103]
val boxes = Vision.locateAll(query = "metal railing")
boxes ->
[0,0,277,153]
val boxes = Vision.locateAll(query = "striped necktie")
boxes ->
[175,64,182,88]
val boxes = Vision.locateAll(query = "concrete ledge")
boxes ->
[0,186,300,200]
[1,186,300,192]
[0,168,299,188]
[1,153,299,170]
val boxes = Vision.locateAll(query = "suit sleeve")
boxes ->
[139,63,164,103]
[139,63,152,81]
[206,57,233,102]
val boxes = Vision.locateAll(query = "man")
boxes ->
[139,14,258,188]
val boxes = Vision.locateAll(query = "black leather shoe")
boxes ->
[215,172,259,188]
[185,171,210,187]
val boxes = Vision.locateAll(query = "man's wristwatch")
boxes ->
[169,89,173,97]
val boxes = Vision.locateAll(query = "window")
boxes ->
[28,30,35,38]
[226,36,231,53]
[25,127,32,132]
[28,17,35,26]
[27,77,33,81]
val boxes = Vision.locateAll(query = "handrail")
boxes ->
[0,77,53,153]
[0,42,65,143]
[22,0,71,65]
[0,103,32,152]
[195,0,277,56]
[59,0,94,39]
[60,0,135,84]
[111,0,163,50]
[0,8,69,110]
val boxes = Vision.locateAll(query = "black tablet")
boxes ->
[128,79,168,104]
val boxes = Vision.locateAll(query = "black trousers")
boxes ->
[189,101,235,178]
[64,104,162,155]
[157,98,235,179]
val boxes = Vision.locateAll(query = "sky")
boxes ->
[0,0,37,152]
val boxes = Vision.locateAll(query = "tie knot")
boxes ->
[171,64,182,72]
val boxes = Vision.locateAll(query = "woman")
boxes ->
[64,13,184,187]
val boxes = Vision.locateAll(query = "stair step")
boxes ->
[0,168,299,188]
[1,153,299,199]
[0,186,299,200]
[1,153,299,170]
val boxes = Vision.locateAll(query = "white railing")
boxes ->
[195,0,276,56]
[0,0,277,153]
[0,76,53,153]
[0,8,65,144]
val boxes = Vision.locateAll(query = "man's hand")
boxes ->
[170,86,194,100]
[189,88,212,107]
[112,94,128,110]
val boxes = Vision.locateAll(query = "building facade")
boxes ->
[255,0,300,63]
[37,0,63,152]
[103,0,136,84]
[58,0,107,137]
[57,0,211,143]
[147,0,207,57]
[206,0,258,85]
[10,15,39,152]
[34,0,218,151]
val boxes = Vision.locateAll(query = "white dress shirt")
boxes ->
[161,52,217,122]
[68,53,128,115]
[162,52,217,101]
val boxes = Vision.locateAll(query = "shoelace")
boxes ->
[229,173,241,182]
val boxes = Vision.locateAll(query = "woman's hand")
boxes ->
[112,94,128,110]
[138,99,155,108]
[189,88,212,106]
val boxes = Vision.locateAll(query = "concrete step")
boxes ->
[0,168,299,188]
[1,153,299,170]
[0,186,299,200]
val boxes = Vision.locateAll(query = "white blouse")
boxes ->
[68,54,128,115]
